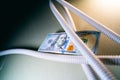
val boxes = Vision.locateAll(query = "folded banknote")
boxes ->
[38,31,100,55]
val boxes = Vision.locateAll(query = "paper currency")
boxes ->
[38,31,100,55]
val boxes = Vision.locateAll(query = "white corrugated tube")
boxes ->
[0,0,120,80]
[59,4,96,80]
[0,49,120,80]
[49,0,117,80]
[0,49,120,65]
[81,64,96,80]
[57,0,120,44]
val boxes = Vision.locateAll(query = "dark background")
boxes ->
[0,0,49,50]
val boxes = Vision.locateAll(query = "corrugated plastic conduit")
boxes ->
[0,0,120,80]
[56,0,120,44]
[0,49,120,65]
[60,3,96,80]
[49,0,119,80]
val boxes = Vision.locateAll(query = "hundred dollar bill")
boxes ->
[38,31,100,55]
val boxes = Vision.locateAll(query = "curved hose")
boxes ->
[49,0,116,80]
[57,0,120,44]
[59,3,96,80]
[62,6,76,31]
[0,49,120,65]
[81,64,96,80]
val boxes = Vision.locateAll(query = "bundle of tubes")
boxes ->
[49,0,120,80]
[0,49,120,80]
[0,0,120,80]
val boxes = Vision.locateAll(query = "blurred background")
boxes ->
[0,0,120,80]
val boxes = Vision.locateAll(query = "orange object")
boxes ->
[67,44,74,51]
